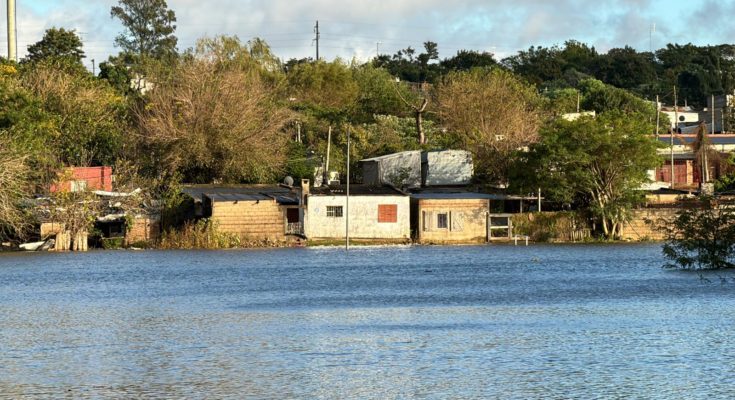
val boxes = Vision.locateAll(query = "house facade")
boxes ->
[304,184,410,242]
[183,185,302,241]
[410,192,492,244]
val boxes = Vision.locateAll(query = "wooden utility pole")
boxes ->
[324,126,331,185]
[655,94,660,139]
[346,127,350,251]
[671,86,677,188]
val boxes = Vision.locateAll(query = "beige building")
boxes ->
[183,185,302,241]
[410,192,493,244]
[304,185,410,242]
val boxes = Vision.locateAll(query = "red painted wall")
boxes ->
[50,166,113,193]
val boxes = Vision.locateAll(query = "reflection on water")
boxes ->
[1,244,734,398]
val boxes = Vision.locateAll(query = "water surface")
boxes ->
[0,244,733,399]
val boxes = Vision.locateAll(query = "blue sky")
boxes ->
[2,0,732,70]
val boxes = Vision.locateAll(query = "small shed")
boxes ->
[304,185,410,242]
[422,150,473,186]
[410,192,492,244]
[359,151,422,188]
[183,185,302,240]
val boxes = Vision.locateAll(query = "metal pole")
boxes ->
[7,0,17,62]
[314,20,320,61]
[346,127,350,251]
[537,188,541,212]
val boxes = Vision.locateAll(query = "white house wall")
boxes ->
[305,195,410,239]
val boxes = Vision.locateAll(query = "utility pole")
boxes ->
[7,0,17,61]
[324,126,331,185]
[671,86,677,188]
[376,41,382,58]
[655,94,660,139]
[92,59,96,76]
[313,20,320,61]
[345,127,350,251]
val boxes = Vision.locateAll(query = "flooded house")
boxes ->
[182,185,302,241]
[302,180,410,243]
[410,191,493,244]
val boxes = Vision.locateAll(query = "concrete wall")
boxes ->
[621,208,678,241]
[423,150,473,186]
[305,195,410,240]
[414,198,488,243]
[210,198,286,241]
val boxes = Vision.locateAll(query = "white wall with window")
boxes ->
[304,195,410,239]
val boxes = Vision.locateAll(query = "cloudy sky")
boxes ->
[1,0,732,70]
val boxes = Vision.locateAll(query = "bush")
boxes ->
[662,197,735,270]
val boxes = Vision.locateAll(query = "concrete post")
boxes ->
[7,0,17,61]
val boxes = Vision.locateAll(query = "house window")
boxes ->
[326,206,343,217]
[378,204,397,223]
[437,213,448,229]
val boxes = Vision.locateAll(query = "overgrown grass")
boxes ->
[158,219,243,249]
[157,219,286,249]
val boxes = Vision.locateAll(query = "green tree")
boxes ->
[111,0,177,62]
[24,27,85,66]
[436,67,543,184]
[662,197,735,270]
[286,59,359,121]
[138,36,293,183]
[441,50,497,72]
[514,112,661,239]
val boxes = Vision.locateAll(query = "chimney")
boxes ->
[300,179,310,206]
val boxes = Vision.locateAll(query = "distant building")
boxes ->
[50,166,113,193]
[561,111,596,121]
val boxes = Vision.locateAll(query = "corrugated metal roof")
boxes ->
[183,185,299,204]
[205,193,272,202]
[359,150,421,162]
[310,185,405,196]
[657,135,735,145]
[410,192,539,200]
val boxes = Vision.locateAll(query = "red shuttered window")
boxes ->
[378,204,397,223]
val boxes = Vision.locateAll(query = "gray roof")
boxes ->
[205,193,272,202]
[183,185,299,204]
[359,150,422,162]
[410,192,540,200]
[310,184,405,196]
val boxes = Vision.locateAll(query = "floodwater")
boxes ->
[0,244,733,399]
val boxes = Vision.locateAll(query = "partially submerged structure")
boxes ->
[182,185,302,241]
[410,191,493,244]
[303,181,410,243]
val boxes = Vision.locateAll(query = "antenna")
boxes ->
[7,0,17,61]
[376,41,382,58]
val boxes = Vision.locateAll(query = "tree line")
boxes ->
[1,0,726,242]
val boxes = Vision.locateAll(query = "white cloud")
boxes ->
[2,0,728,69]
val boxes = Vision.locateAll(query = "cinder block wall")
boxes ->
[211,199,286,241]
[621,208,678,241]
